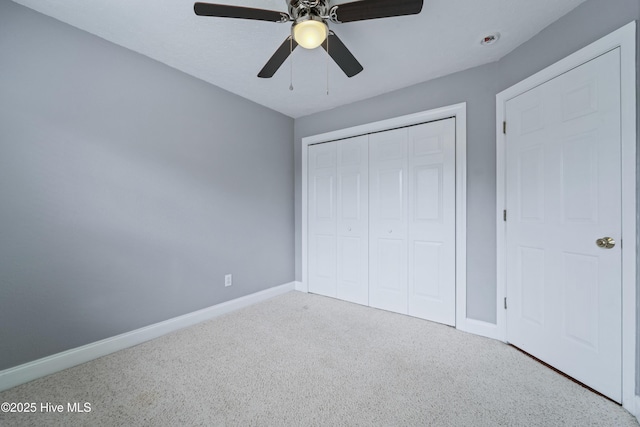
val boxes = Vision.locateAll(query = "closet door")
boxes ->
[308,142,337,297]
[337,136,369,305]
[407,118,456,325]
[369,128,408,314]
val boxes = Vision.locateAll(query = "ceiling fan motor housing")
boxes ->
[288,0,330,23]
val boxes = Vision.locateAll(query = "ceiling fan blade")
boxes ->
[322,32,363,78]
[331,0,423,23]
[194,3,288,22]
[258,37,298,78]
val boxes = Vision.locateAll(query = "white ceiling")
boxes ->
[12,0,587,118]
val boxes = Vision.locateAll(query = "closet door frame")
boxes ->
[301,102,471,330]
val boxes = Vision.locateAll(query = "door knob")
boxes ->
[596,237,615,249]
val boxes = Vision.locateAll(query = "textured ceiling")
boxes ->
[12,0,588,118]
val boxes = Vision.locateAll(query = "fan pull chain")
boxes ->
[326,34,329,95]
[289,36,294,91]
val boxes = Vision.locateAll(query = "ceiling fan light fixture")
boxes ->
[293,19,328,49]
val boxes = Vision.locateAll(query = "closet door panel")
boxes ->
[408,118,456,325]
[337,136,369,305]
[308,142,337,297]
[369,128,408,314]
[307,117,457,325]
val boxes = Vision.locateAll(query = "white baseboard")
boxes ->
[0,282,295,392]
[294,281,306,292]
[632,395,640,422]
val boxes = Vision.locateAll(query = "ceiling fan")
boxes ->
[194,0,424,78]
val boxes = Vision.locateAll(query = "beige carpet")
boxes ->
[0,291,637,426]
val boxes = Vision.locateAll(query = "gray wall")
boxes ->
[0,1,294,371]
[294,0,639,324]
[496,0,640,91]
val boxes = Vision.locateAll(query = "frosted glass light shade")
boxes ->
[293,20,328,49]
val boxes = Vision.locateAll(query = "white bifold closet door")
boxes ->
[308,142,337,298]
[336,136,369,305]
[308,118,455,325]
[369,119,456,325]
[407,119,456,325]
[308,136,369,305]
[369,128,409,313]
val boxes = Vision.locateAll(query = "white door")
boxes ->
[337,136,369,305]
[308,142,337,297]
[408,119,456,325]
[505,48,622,402]
[369,128,408,314]
[308,118,457,324]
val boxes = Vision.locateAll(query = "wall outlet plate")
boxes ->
[225,274,232,287]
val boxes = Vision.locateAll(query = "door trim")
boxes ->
[495,21,636,411]
[301,103,469,329]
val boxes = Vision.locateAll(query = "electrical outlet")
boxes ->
[224,274,232,287]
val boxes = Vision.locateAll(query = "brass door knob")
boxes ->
[596,237,615,249]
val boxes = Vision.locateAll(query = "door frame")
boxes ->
[300,102,469,328]
[495,22,637,411]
